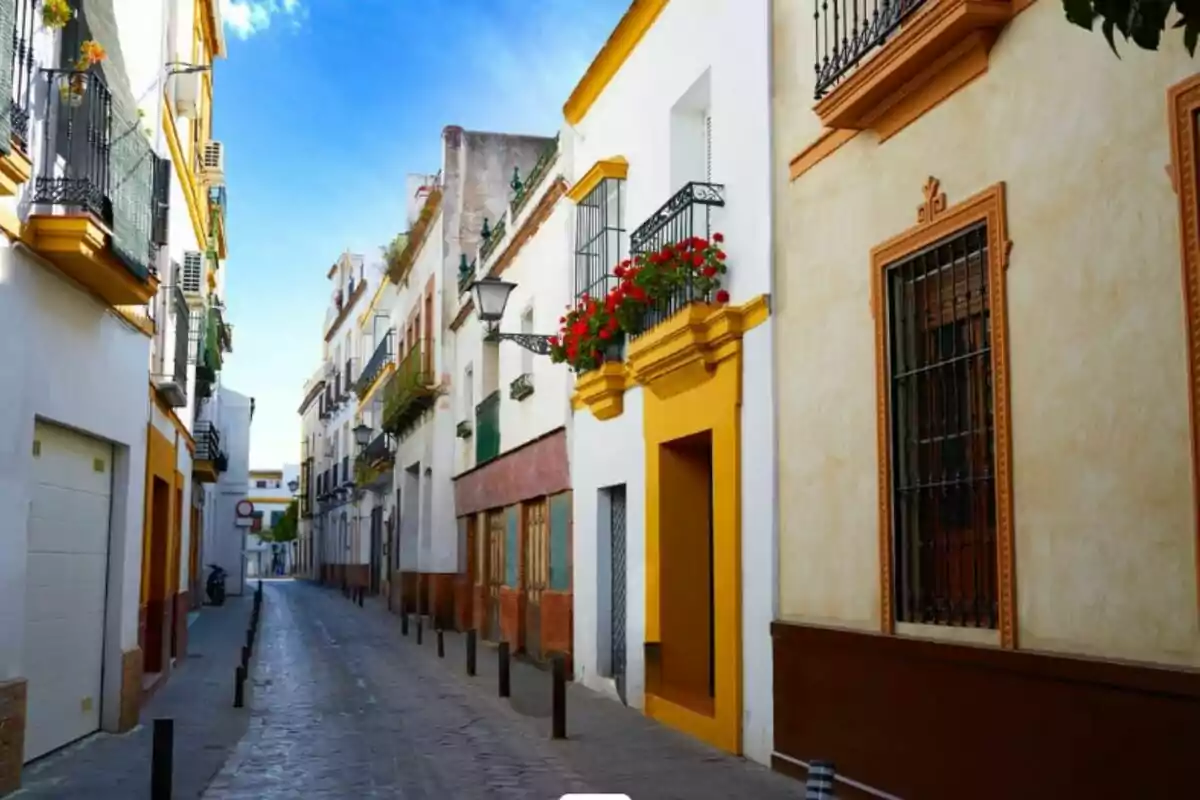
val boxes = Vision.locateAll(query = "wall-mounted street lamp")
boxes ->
[353,422,372,449]
[470,275,554,355]
[287,478,299,494]
[164,61,211,77]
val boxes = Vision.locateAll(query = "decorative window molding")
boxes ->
[1168,74,1200,609]
[871,176,1016,647]
[813,0,1013,142]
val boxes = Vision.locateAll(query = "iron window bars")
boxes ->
[195,421,222,462]
[813,0,928,99]
[628,181,725,336]
[884,221,998,629]
[574,177,625,302]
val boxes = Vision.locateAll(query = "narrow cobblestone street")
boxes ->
[16,581,808,799]
[201,581,806,799]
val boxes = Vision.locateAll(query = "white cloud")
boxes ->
[219,0,304,40]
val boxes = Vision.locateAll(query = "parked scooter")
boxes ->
[206,564,228,606]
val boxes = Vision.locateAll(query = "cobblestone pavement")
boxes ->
[16,595,255,799]
[202,580,807,800]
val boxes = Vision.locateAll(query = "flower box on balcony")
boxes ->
[509,373,534,401]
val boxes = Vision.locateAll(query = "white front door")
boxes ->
[23,421,112,762]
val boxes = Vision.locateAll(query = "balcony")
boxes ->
[509,373,534,401]
[341,455,351,487]
[0,0,37,198]
[510,134,558,218]
[380,340,437,438]
[356,329,395,402]
[194,422,226,483]
[628,181,725,335]
[457,255,476,295]
[209,185,227,259]
[355,431,395,487]
[151,276,190,407]
[342,357,357,400]
[479,216,506,264]
[26,69,162,306]
[474,390,500,464]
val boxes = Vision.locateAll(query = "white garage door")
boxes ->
[23,421,112,762]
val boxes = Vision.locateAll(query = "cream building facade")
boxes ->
[770,0,1200,797]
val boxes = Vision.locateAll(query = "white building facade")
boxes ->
[310,251,370,587]
[0,0,240,789]
[562,0,776,764]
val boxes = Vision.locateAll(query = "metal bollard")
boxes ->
[357,588,364,608]
[551,655,566,740]
[241,644,250,669]
[401,611,409,636]
[416,616,423,645]
[498,641,511,698]
[466,629,477,676]
[151,718,174,800]
[437,629,445,658]
[805,761,837,800]
[233,666,245,708]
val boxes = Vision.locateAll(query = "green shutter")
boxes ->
[505,505,519,587]
[0,0,14,154]
[548,493,571,591]
[109,116,154,278]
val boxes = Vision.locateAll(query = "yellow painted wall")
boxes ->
[773,1,1199,666]
[640,319,743,754]
[141,422,178,605]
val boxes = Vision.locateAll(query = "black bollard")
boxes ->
[551,655,566,740]
[466,629,477,676]
[241,644,250,669]
[805,761,837,800]
[437,629,444,658]
[151,718,173,800]
[401,611,409,636]
[498,641,511,698]
[245,627,253,652]
[416,616,423,645]
[233,666,245,708]
[357,588,364,608]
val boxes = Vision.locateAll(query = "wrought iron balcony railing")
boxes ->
[32,68,158,280]
[381,341,437,437]
[474,390,500,464]
[195,421,223,463]
[480,216,506,264]
[510,134,559,218]
[813,0,927,99]
[357,329,394,398]
[355,431,395,486]
[8,0,36,150]
[629,181,725,335]
[458,255,476,295]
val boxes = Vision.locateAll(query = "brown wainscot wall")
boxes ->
[453,428,573,657]
[0,678,26,796]
[770,621,1200,799]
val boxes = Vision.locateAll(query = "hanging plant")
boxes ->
[548,295,620,373]
[42,0,72,29]
[57,40,106,108]
[608,233,730,334]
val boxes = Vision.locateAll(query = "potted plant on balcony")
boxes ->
[548,294,620,373]
[58,40,106,108]
[42,0,72,29]
[609,233,729,334]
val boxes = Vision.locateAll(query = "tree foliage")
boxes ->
[263,500,298,543]
[1063,0,1200,56]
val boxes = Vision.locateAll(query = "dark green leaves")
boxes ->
[1063,0,1198,55]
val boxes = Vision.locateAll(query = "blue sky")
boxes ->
[213,0,628,469]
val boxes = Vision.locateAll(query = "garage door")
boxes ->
[23,421,112,762]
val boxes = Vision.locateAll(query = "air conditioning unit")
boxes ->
[201,141,225,187]
[181,251,203,295]
[172,71,201,120]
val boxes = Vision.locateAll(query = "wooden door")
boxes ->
[523,501,549,660]
[486,510,505,641]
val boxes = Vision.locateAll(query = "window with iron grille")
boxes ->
[884,222,997,629]
[187,308,203,364]
[574,178,625,301]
